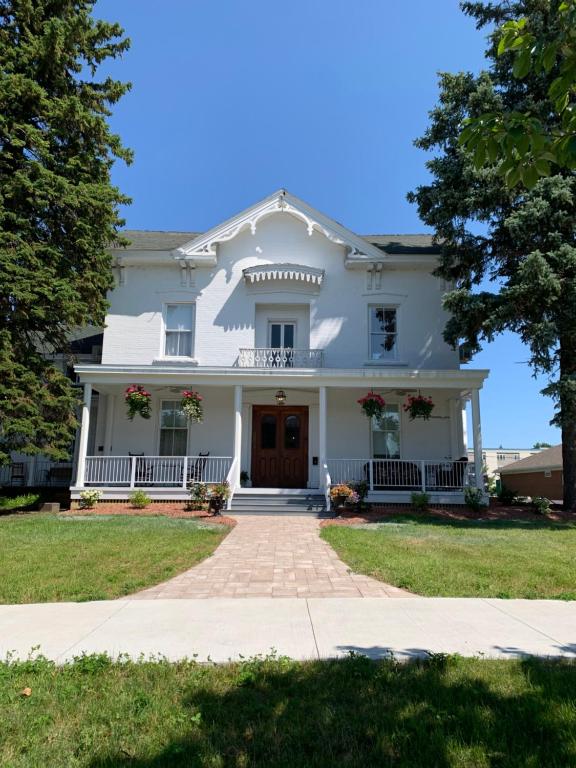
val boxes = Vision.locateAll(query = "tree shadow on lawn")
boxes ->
[89,654,576,768]
[376,514,576,532]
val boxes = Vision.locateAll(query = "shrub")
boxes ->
[209,481,230,514]
[532,496,551,515]
[411,491,430,511]
[188,482,209,510]
[351,480,369,503]
[129,490,151,509]
[0,493,39,512]
[464,487,487,513]
[79,489,101,509]
[498,484,517,505]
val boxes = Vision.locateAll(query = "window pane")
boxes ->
[173,407,187,428]
[270,324,281,348]
[165,331,179,356]
[261,415,277,449]
[283,324,295,348]
[372,406,400,459]
[371,307,396,332]
[171,429,187,456]
[284,415,300,449]
[159,430,173,456]
[161,402,176,428]
[178,332,192,357]
[167,304,192,331]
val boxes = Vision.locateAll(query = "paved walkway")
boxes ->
[0,598,574,663]
[134,515,412,599]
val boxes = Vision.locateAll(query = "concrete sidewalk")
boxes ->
[0,597,574,663]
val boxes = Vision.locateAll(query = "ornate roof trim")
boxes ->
[243,263,325,286]
[172,189,387,262]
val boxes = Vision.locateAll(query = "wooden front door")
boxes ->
[251,406,308,488]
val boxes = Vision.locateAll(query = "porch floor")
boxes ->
[133,514,414,599]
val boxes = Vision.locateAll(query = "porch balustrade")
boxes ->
[238,347,324,368]
[327,459,470,492]
[0,459,73,487]
[83,456,233,488]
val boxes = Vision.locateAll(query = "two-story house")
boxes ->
[71,190,488,509]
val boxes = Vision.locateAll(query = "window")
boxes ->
[165,304,194,357]
[372,405,400,458]
[369,307,397,360]
[269,322,295,349]
[159,401,188,456]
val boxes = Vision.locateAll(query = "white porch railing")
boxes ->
[327,459,470,492]
[83,456,233,488]
[0,459,73,487]
[238,347,324,368]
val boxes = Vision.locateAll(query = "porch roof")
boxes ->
[74,363,489,391]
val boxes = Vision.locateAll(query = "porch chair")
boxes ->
[188,452,210,483]
[129,452,152,484]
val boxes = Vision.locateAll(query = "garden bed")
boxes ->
[64,502,236,526]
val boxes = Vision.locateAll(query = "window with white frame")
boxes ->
[372,405,401,458]
[159,401,188,456]
[369,306,397,360]
[164,304,194,357]
[269,321,295,349]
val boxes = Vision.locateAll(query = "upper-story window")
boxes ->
[164,304,194,357]
[269,322,295,349]
[369,307,397,360]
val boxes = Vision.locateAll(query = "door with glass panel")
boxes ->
[269,322,295,367]
[251,405,308,487]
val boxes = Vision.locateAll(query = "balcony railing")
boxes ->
[238,347,324,369]
[327,459,470,492]
[83,455,233,488]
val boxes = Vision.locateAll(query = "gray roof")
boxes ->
[113,230,440,254]
[499,444,563,473]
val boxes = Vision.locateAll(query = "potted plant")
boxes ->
[209,481,230,515]
[181,389,204,422]
[357,391,386,419]
[403,394,434,420]
[329,483,356,512]
[124,385,152,420]
[240,470,251,488]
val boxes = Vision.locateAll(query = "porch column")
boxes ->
[75,382,92,488]
[319,386,327,488]
[470,388,484,490]
[233,385,242,490]
[103,394,115,454]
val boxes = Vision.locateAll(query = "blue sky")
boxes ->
[95,0,560,449]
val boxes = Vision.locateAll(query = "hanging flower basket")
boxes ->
[125,385,152,420]
[357,391,386,419]
[403,394,434,420]
[181,390,204,423]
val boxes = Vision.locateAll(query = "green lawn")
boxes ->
[322,517,576,599]
[0,513,229,604]
[1,653,575,767]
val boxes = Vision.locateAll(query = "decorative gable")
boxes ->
[243,263,325,286]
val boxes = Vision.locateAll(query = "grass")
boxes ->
[322,516,576,599]
[0,494,40,512]
[0,513,229,603]
[1,652,575,767]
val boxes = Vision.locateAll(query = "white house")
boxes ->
[69,190,488,509]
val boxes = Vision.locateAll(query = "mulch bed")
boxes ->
[62,503,236,527]
[321,501,574,527]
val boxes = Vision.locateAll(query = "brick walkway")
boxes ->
[133,515,415,599]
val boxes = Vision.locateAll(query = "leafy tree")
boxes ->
[533,441,552,448]
[408,1,576,511]
[0,1,131,463]
[460,0,576,186]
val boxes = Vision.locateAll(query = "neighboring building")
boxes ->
[467,447,542,478]
[499,444,563,500]
[3,190,490,505]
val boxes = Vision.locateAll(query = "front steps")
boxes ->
[230,490,329,516]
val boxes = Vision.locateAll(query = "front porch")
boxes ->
[70,365,488,507]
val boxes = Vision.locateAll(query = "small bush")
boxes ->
[464,487,488,513]
[188,482,209,510]
[0,493,40,512]
[129,490,151,509]
[79,489,101,509]
[411,491,430,511]
[532,496,551,515]
[498,484,517,505]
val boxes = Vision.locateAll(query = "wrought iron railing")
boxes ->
[238,347,324,368]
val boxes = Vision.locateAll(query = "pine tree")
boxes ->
[408,0,576,511]
[0,1,131,463]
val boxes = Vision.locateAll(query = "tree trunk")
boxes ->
[560,346,576,512]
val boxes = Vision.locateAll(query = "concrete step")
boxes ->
[231,492,328,515]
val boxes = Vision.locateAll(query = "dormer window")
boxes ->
[164,304,194,357]
[369,306,397,360]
